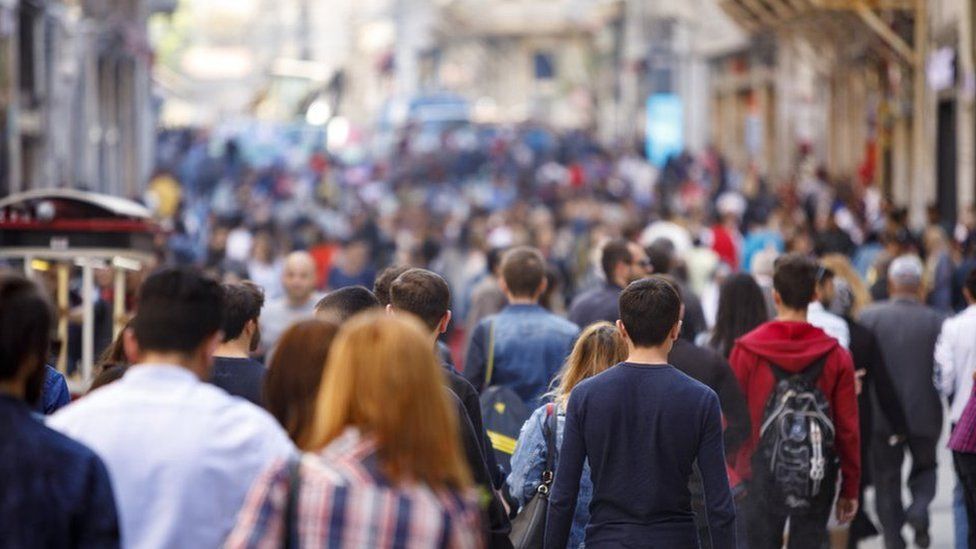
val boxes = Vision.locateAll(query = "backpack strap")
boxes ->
[539,403,557,493]
[484,319,496,388]
[767,354,830,383]
[800,355,829,384]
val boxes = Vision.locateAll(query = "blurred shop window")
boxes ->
[533,51,556,81]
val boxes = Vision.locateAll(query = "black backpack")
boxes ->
[751,356,837,514]
[479,320,531,475]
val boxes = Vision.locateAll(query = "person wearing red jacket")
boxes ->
[729,253,860,548]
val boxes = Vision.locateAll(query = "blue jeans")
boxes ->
[955,479,969,549]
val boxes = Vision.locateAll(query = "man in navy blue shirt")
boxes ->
[0,273,119,547]
[545,276,736,548]
[209,281,267,406]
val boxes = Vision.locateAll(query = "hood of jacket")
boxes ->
[735,320,840,372]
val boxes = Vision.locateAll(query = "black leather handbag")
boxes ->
[509,404,557,549]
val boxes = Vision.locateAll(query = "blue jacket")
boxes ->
[0,395,119,547]
[465,304,579,406]
[37,366,71,415]
[508,404,590,549]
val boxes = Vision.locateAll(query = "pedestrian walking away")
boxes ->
[860,255,946,549]
[545,277,736,548]
[728,254,860,549]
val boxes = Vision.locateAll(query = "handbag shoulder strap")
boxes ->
[484,319,496,387]
[283,456,302,549]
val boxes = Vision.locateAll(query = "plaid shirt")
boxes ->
[226,427,483,549]
[950,386,976,454]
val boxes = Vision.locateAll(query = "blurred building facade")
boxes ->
[0,0,167,197]
[714,0,975,226]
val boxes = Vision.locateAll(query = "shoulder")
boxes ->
[48,385,120,430]
[670,367,718,398]
[547,314,580,335]
[33,417,109,472]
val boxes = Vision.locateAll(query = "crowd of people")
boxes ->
[3,122,976,548]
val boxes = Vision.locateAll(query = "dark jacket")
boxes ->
[729,321,861,500]
[568,283,622,329]
[669,339,751,455]
[0,395,120,547]
[444,369,512,548]
[859,298,944,438]
[846,319,908,438]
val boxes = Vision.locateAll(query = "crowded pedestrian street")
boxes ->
[2,0,976,548]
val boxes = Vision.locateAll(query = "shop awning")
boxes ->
[720,0,920,65]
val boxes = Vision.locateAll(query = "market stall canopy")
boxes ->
[0,189,157,261]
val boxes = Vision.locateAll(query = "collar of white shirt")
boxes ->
[122,363,200,385]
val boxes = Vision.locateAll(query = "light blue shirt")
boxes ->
[48,364,295,549]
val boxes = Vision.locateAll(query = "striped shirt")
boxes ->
[226,427,483,549]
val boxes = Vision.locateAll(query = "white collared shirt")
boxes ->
[48,364,294,549]
[807,301,850,349]
[935,305,976,423]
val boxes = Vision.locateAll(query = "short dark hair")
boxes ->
[501,247,546,298]
[389,269,450,331]
[373,264,411,307]
[0,274,53,404]
[486,247,506,275]
[965,268,976,299]
[773,253,819,310]
[646,240,674,275]
[601,239,633,282]
[132,267,224,354]
[618,276,681,347]
[315,286,380,323]
[221,282,265,342]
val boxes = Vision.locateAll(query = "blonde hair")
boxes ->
[306,312,471,490]
[820,254,871,318]
[550,322,628,408]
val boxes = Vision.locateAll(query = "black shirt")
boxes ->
[668,338,751,455]
[209,356,266,406]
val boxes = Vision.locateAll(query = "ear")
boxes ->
[671,320,683,341]
[438,310,452,335]
[385,303,395,316]
[536,276,549,297]
[123,328,140,364]
[772,289,783,308]
[498,277,510,296]
[615,319,629,341]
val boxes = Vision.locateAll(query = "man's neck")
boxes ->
[0,379,24,399]
[777,307,808,323]
[214,340,250,359]
[137,352,203,379]
[627,345,671,365]
[890,291,919,302]
[287,294,312,308]
[508,297,538,306]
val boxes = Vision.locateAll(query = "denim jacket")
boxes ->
[465,304,579,406]
[508,404,591,549]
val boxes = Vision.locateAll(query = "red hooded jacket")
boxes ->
[728,321,860,500]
